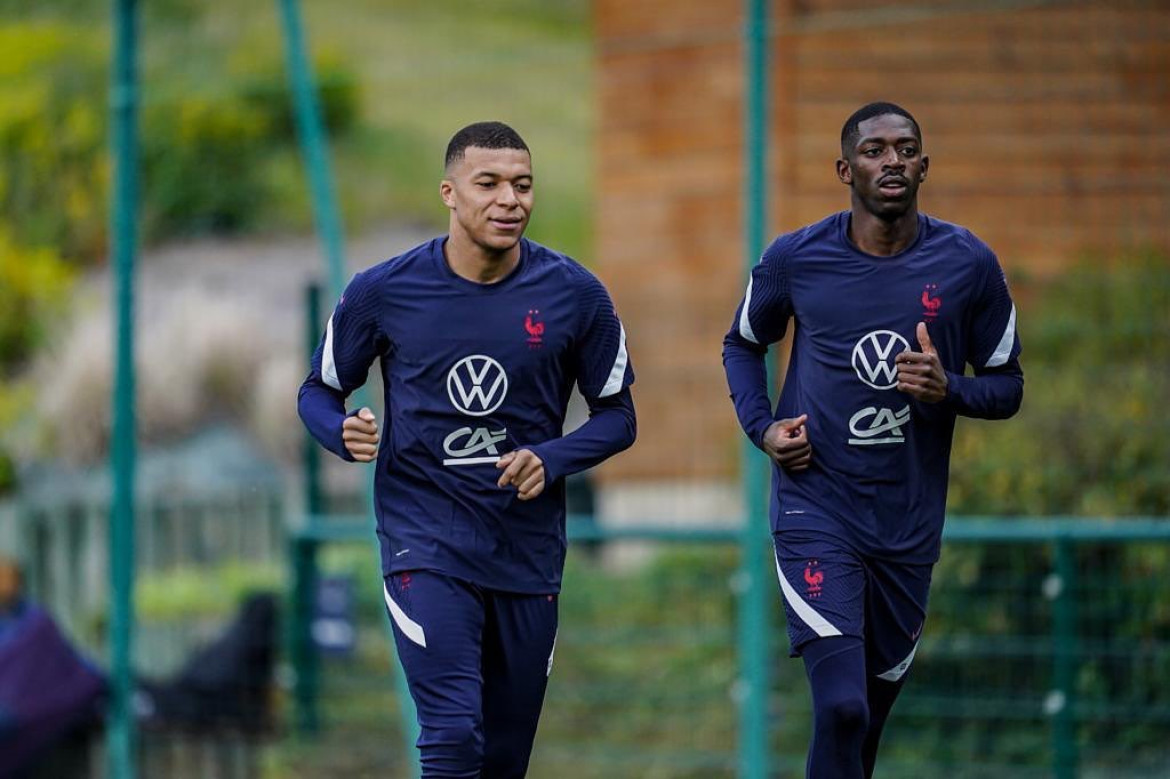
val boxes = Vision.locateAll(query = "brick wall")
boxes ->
[594,0,1170,480]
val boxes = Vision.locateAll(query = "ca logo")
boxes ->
[443,427,508,466]
[848,405,911,446]
[851,330,910,390]
[446,355,508,416]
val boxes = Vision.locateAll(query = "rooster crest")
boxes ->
[921,286,942,313]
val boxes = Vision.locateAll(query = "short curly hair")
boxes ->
[840,102,921,157]
[445,122,529,169]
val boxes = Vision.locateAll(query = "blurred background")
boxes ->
[0,0,1167,776]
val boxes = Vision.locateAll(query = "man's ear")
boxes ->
[836,158,852,186]
[440,179,454,209]
[919,155,929,182]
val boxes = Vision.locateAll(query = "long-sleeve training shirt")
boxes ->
[299,237,636,592]
[723,212,1023,562]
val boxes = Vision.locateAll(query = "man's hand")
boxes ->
[762,414,812,471]
[496,449,546,501]
[895,322,948,403]
[342,407,379,462]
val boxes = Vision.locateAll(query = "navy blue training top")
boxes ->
[299,237,636,593]
[723,212,1023,563]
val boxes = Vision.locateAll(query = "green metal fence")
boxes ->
[286,515,1170,778]
[869,519,1170,779]
[5,497,1168,776]
[5,490,285,674]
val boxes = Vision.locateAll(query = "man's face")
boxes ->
[441,145,533,254]
[837,114,928,220]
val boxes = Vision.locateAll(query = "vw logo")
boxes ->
[446,355,508,416]
[851,330,910,390]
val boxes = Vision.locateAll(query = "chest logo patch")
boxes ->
[525,309,545,349]
[851,330,909,390]
[921,284,942,321]
[447,355,508,416]
[848,405,911,446]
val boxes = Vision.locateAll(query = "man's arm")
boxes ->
[297,272,384,461]
[510,388,637,500]
[943,360,1023,419]
[894,321,1023,419]
[948,246,1024,419]
[722,239,811,469]
[898,240,1024,420]
[499,273,636,501]
[722,329,776,449]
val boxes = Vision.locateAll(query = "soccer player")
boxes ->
[722,102,1023,778]
[298,121,636,777]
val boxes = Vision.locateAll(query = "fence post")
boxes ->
[304,282,325,519]
[738,1,771,777]
[1049,536,1079,778]
[290,534,320,733]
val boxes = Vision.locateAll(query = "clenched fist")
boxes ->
[342,407,380,462]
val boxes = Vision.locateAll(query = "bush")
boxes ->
[141,94,275,237]
[0,22,108,262]
[0,228,74,373]
[0,19,364,251]
[948,253,1170,516]
[234,48,361,143]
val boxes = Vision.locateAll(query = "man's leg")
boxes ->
[860,559,933,778]
[861,674,907,778]
[801,635,870,779]
[384,571,486,778]
[480,590,559,778]
[773,531,869,779]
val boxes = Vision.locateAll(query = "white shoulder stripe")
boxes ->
[738,276,759,344]
[774,552,842,638]
[383,583,427,648]
[985,303,1017,368]
[322,314,342,390]
[598,322,629,398]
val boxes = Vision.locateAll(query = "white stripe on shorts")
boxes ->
[877,641,919,682]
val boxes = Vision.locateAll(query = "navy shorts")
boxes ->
[772,530,932,683]
[383,570,559,778]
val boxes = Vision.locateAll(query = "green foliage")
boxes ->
[140,94,275,237]
[233,48,361,143]
[0,18,365,251]
[136,561,284,621]
[0,227,73,494]
[949,253,1170,516]
[0,228,74,372]
[0,23,108,261]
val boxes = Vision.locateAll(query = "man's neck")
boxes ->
[848,206,920,257]
[444,232,520,284]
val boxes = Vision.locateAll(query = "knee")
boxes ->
[816,694,870,738]
[419,718,483,778]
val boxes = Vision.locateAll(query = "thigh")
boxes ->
[862,558,932,682]
[773,531,867,656]
[383,571,486,738]
[480,590,559,777]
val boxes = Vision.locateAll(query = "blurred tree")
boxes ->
[949,253,1170,516]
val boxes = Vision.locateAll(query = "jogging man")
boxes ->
[722,102,1023,777]
[299,121,636,777]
